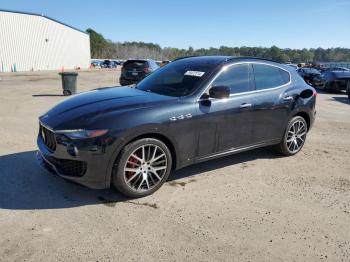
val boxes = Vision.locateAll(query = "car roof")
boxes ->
[174,55,283,66]
[332,71,350,78]
[302,68,320,71]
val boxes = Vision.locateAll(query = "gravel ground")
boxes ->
[0,70,349,262]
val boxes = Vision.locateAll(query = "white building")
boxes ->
[0,10,90,72]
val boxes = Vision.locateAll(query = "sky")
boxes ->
[1,0,349,49]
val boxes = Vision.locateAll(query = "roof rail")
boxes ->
[172,55,282,64]
[172,55,200,62]
[226,56,281,64]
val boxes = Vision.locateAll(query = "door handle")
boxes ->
[283,95,294,101]
[240,103,252,108]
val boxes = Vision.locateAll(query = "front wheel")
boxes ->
[277,116,308,156]
[112,138,172,198]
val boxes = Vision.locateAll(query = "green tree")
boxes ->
[86,28,108,58]
[85,28,350,63]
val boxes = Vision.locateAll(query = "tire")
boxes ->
[119,79,130,86]
[277,116,308,156]
[112,138,172,198]
[63,90,71,96]
[347,81,350,100]
[324,82,330,92]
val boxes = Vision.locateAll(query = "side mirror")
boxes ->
[209,86,230,99]
[299,89,313,99]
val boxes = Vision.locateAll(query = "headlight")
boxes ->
[56,129,109,139]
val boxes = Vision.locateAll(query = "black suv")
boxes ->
[37,56,316,197]
[119,59,159,86]
[297,68,324,87]
[101,60,117,68]
[322,71,350,92]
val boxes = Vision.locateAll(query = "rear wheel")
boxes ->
[324,82,331,92]
[112,138,172,198]
[277,116,307,156]
[63,90,71,96]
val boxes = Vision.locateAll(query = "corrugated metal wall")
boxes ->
[0,11,90,72]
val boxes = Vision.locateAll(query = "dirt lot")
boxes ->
[0,69,349,262]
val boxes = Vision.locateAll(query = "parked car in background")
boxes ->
[91,61,102,69]
[322,71,350,92]
[286,64,298,70]
[161,60,171,67]
[101,60,117,68]
[297,68,324,87]
[321,67,350,73]
[119,59,159,86]
[37,56,316,197]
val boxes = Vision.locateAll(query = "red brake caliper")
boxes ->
[127,155,139,179]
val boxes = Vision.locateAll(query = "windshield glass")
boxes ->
[304,68,320,74]
[136,58,217,97]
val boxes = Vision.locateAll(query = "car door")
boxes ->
[195,63,256,158]
[250,63,292,144]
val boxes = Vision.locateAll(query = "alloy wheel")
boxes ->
[123,144,168,192]
[286,120,307,153]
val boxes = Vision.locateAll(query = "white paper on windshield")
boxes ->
[184,71,205,77]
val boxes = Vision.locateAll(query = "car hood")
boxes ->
[40,86,177,129]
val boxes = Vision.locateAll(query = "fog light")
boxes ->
[67,144,79,157]
[74,146,79,156]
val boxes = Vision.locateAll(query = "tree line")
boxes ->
[87,28,350,63]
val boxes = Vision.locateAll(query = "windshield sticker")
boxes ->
[184,71,205,77]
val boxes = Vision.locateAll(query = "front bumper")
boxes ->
[36,133,111,189]
[119,78,139,86]
[313,81,324,87]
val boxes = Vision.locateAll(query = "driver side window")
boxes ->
[211,64,251,94]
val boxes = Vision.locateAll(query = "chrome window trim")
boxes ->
[197,61,292,102]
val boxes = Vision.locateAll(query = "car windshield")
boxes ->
[136,59,217,97]
[304,68,320,74]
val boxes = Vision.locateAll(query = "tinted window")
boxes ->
[211,64,250,94]
[280,69,290,83]
[136,58,217,97]
[303,68,320,75]
[124,60,147,69]
[253,64,290,90]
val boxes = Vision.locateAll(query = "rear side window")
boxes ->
[253,64,290,90]
[211,64,250,94]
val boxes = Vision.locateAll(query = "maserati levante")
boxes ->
[37,56,316,197]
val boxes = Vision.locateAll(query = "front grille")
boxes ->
[40,124,56,151]
[46,155,87,177]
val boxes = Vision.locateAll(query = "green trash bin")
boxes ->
[59,72,78,96]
